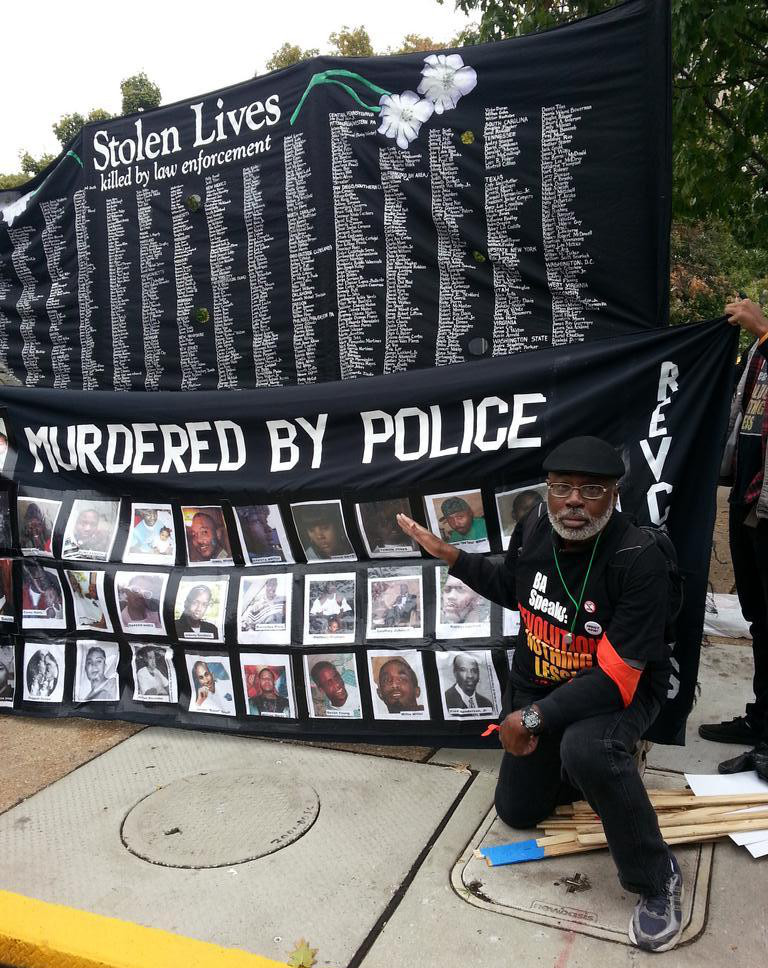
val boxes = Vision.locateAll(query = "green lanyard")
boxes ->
[551,531,602,644]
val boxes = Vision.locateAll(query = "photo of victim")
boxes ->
[291,500,356,562]
[435,650,502,720]
[115,571,168,636]
[74,640,120,702]
[424,489,490,553]
[185,654,236,716]
[18,497,61,558]
[65,570,113,632]
[303,574,356,645]
[503,607,520,638]
[304,652,362,719]
[0,491,12,547]
[0,557,14,624]
[0,643,15,707]
[123,504,176,565]
[354,499,420,558]
[181,506,234,566]
[240,654,296,718]
[366,571,423,639]
[131,644,177,703]
[435,567,491,640]
[495,483,547,550]
[23,641,65,703]
[233,504,294,565]
[367,650,429,721]
[22,562,66,630]
[62,499,121,561]
[174,576,228,643]
[237,574,291,645]
[0,417,9,472]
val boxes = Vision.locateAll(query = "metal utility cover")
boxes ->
[453,768,713,945]
[0,728,470,966]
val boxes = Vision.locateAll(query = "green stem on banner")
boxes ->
[321,78,381,113]
[289,69,392,125]
[66,150,84,168]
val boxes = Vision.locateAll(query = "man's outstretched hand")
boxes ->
[725,297,768,340]
[396,513,459,565]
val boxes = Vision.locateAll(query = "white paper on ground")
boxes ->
[746,840,768,858]
[685,771,768,850]
[702,592,750,638]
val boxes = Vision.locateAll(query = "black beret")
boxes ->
[542,436,625,478]
[441,496,471,516]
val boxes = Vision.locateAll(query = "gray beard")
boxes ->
[548,504,614,542]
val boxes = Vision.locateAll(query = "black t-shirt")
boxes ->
[732,348,767,505]
[450,510,670,731]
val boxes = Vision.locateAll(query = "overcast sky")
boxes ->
[0,0,473,172]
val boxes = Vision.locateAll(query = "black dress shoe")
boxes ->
[718,741,768,775]
[699,715,757,745]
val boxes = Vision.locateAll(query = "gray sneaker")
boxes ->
[628,854,684,952]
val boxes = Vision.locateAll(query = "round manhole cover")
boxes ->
[121,770,320,868]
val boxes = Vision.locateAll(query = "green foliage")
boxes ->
[328,25,375,57]
[389,33,441,54]
[0,172,27,190]
[669,219,768,326]
[447,0,768,245]
[52,109,112,147]
[19,151,55,176]
[120,72,161,115]
[264,43,320,72]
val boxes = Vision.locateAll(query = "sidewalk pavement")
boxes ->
[1,638,766,968]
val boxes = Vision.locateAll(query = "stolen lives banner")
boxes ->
[0,0,670,390]
[0,319,738,744]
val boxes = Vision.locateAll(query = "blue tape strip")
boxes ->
[480,840,546,866]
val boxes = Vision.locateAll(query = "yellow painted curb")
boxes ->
[0,890,289,968]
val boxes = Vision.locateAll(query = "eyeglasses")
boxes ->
[547,482,612,501]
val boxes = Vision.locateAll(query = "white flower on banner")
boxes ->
[417,53,477,113]
[377,91,435,149]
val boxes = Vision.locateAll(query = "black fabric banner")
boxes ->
[0,0,670,390]
[0,320,738,744]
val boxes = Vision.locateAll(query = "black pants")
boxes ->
[729,503,768,741]
[495,685,671,896]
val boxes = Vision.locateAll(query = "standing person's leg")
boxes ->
[700,503,768,743]
[558,690,682,952]
[746,518,768,741]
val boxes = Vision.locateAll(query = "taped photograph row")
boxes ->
[0,642,503,723]
[10,561,521,644]
[9,484,547,566]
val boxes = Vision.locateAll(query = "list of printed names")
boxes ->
[541,104,605,345]
[484,107,536,355]
[330,112,384,380]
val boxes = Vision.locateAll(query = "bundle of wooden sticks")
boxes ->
[479,789,768,866]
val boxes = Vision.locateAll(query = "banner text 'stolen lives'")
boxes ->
[0,0,670,389]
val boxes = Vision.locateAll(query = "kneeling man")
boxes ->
[399,436,681,953]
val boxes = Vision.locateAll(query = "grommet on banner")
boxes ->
[194,307,210,324]
[185,193,203,212]
[468,337,490,357]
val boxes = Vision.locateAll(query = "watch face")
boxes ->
[523,707,540,731]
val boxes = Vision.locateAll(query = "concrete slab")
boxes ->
[0,729,469,966]
[653,641,755,775]
[455,768,712,945]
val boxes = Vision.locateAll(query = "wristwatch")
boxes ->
[521,704,543,735]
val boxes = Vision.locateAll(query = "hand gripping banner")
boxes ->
[0,319,737,744]
[0,0,670,390]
